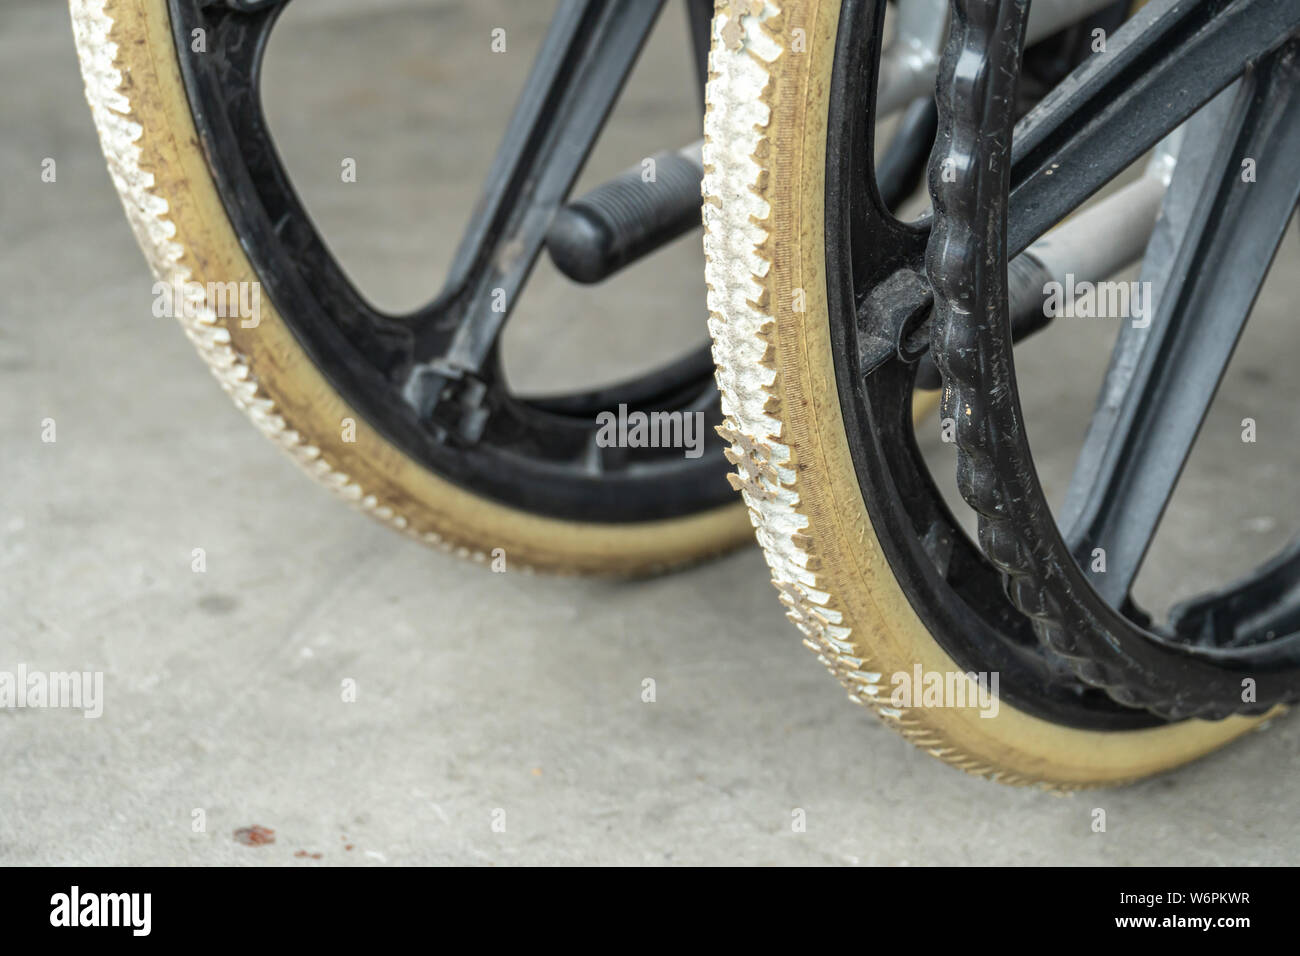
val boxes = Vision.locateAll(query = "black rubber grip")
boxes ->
[546,149,704,284]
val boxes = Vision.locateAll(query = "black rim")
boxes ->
[924,0,1300,718]
[825,0,1160,730]
[170,0,734,524]
[829,0,1300,723]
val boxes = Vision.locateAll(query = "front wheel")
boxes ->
[703,0,1277,787]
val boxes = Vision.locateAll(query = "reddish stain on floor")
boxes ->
[233,825,276,847]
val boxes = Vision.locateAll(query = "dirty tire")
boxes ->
[70,0,755,576]
[702,0,1266,787]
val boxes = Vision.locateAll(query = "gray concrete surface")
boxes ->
[2,0,1297,866]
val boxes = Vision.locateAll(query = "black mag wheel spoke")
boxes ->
[1169,537,1300,647]
[816,0,1172,732]
[857,0,1300,380]
[924,0,1300,717]
[1062,52,1300,605]
[168,0,737,523]
[1007,0,1300,259]
[403,0,668,418]
[197,0,719,431]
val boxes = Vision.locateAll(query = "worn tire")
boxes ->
[69,0,759,575]
[702,0,1267,786]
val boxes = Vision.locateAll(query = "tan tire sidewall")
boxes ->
[73,0,752,575]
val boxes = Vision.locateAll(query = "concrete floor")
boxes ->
[2,0,1297,865]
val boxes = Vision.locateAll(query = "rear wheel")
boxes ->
[72,0,755,574]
